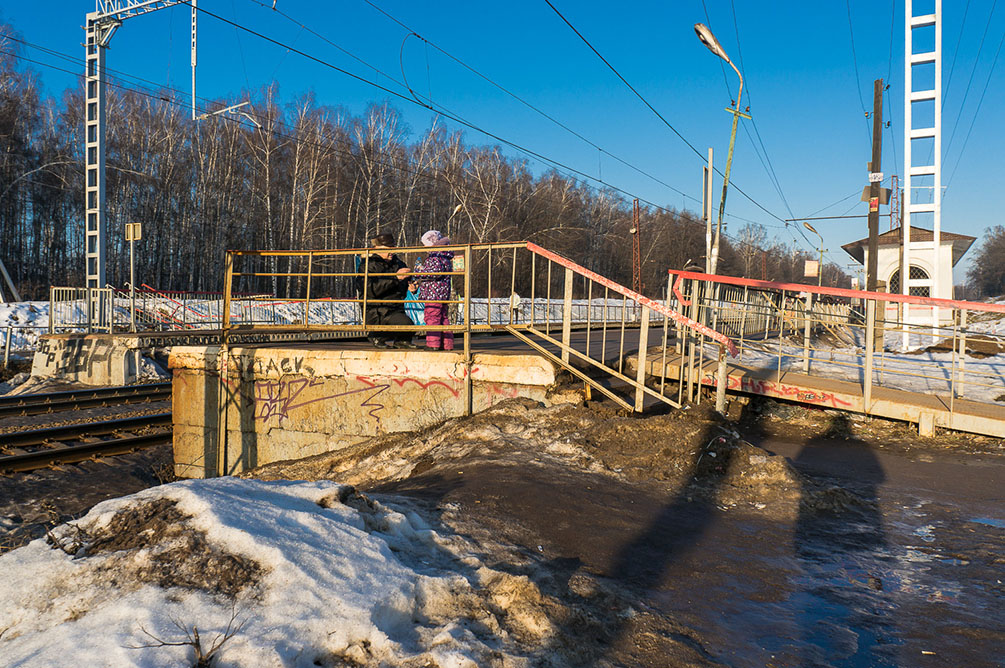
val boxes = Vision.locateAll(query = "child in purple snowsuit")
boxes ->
[414,230,455,350]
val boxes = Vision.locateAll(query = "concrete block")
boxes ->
[918,411,936,437]
[32,334,142,385]
[170,345,562,478]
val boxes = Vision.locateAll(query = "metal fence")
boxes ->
[1,325,48,367]
[216,242,735,414]
[49,287,113,333]
[668,269,1005,412]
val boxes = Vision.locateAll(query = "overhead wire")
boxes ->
[945,26,1005,193]
[845,0,872,142]
[541,0,789,226]
[358,0,697,204]
[0,43,779,256]
[698,0,793,221]
[700,1,838,265]
[943,0,998,164]
[885,0,899,179]
[724,0,798,223]
[942,0,973,112]
[182,0,747,229]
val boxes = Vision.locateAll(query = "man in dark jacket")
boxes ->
[359,232,418,348]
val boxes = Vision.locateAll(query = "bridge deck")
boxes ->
[638,352,1005,438]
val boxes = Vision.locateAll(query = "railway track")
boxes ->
[0,382,171,419]
[0,413,173,473]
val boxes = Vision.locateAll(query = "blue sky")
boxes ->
[2,1,1002,284]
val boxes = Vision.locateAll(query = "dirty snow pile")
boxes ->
[0,478,549,667]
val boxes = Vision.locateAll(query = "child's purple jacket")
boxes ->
[414,250,454,301]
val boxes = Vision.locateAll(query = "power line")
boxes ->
[699,0,824,263]
[943,0,998,163]
[803,186,866,219]
[943,0,973,112]
[885,0,899,177]
[845,0,871,143]
[725,0,797,221]
[182,0,734,225]
[341,0,699,203]
[542,0,783,227]
[945,26,1005,192]
[1,45,780,255]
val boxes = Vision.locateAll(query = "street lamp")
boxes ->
[802,221,825,286]
[694,23,750,274]
[445,203,463,237]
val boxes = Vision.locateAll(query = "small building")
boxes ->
[841,226,975,299]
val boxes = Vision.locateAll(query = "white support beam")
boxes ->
[84,0,191,298]
[904,0,943,341]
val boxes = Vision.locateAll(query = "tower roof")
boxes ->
[841,226,976,266]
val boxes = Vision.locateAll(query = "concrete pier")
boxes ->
[32,334,143,385]
[170,343,576,478]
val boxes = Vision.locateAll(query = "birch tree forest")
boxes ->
[0,26,848,300]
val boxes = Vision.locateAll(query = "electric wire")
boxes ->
[700,1,833,264]
[845,0,872,142]
[943,0,998,165]
[699,0,793,219]
[0,45,781,257]
[231,0,253,90]
[943,0,973,112]
[181,0,734,225]
[359,0,695,204]
[725,0,797,221]
[885,0,899,179]
[541,0,790,227]
[945,26,1005,193]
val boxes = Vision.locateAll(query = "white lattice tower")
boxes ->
[903,0,942,337]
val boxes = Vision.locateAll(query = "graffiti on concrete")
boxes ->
[37,337,116,375]
[255,378,382,423]
[389,376,461,399]
[702,372,853,408]
[255,374,463,425]
[236,355,315,378]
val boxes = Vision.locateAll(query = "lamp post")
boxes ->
[802,221,825,286]
[694,23,750,275]
[445,203,463,239]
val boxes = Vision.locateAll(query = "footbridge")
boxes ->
[35,241,1003,477]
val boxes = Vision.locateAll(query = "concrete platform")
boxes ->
[629,351,1005,438]
[170,341,579,478]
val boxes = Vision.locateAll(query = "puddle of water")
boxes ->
[970,517,1005,529]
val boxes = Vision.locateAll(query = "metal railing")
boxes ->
[668,269,1005,417]
[49,285,251,333]
[217,242,737,414]
[1,325,48,367]
[49,287,114,333]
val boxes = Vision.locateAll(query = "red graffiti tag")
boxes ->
[702,373,852,408]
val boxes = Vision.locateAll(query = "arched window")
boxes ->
[888,265,930,296]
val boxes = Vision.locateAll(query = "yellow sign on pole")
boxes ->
[125,222,142,242]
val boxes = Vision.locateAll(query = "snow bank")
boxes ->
[0,301,49,354]
[0,478,545,667]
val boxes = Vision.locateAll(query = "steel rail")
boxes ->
[0,431,173,473]
[0,412,172,449]
[0,383,171,418]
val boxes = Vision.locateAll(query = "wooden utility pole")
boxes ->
[866,79,884,292]
[631,199,642,294]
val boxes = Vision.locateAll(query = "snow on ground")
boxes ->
[0,301,49,354]
[0,477,548,667]
[732,331,1005,403]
